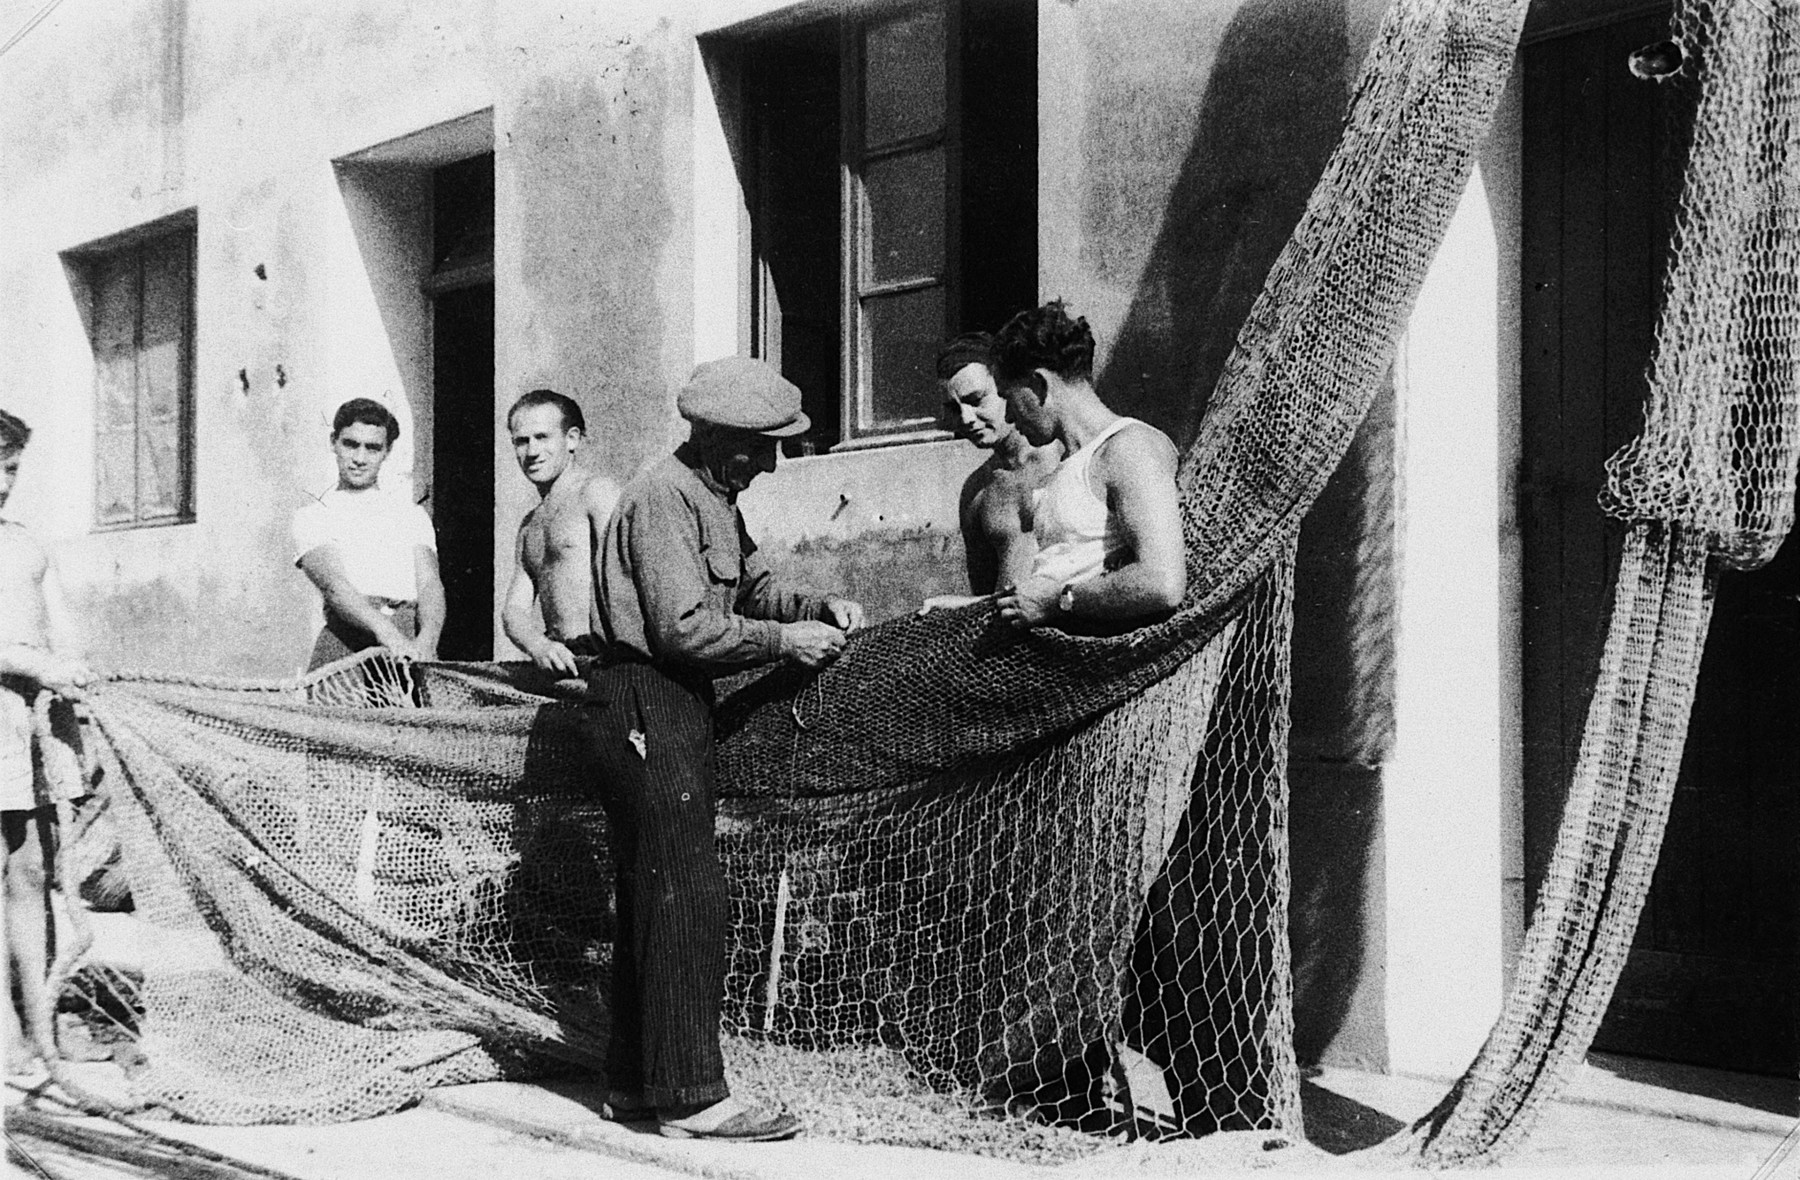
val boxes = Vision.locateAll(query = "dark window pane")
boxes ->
[863,147,944,285]
[864,6,944,148]
[748,28,842,454]
[864,284,944,427]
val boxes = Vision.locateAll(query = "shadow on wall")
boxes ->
[1093,0,1395,1094]
[1095,0,1350,449]
[1287,387,1396,1071]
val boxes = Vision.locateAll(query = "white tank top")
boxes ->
[1029,416,1156,589]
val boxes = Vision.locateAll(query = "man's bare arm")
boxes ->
[500,528,542,648]
[998,427,1185,626]
[1070,427,1186,616]
[299,546,414,655]
[413,547,446,660]
[40,554,84,661]
[0,644,92,696]
[958,469,999,597]
[502,525,580,674]
[989,520,1039,592]
[922,469,1000,614]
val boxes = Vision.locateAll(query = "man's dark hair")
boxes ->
[508,388,586,434]
[0,409,30,454]
[331,398,400,445]
[990,301,1096,384]
[935,332,994,382]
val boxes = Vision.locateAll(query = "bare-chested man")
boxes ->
[501,389,621,675]
[922,333,1061,612]
[0,409,94,1075]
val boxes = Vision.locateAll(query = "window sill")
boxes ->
[92,516,198,534]
[826,426,956,454]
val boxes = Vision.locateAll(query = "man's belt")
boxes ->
[580,642,715,701]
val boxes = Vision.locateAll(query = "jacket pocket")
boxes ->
[703,547,739,588]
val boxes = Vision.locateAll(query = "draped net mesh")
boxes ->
[1402,0,1800,1164]
[40,0,1797,1168]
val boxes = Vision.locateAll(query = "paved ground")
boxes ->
[8,1050,1793,1179]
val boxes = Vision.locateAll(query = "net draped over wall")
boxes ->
[54,0,1799,1166]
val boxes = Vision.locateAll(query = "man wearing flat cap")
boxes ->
[587,356,862,1142]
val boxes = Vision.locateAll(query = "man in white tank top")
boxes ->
[991,302,1186,629]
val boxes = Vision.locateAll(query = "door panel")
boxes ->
[1520,12,1797,1075]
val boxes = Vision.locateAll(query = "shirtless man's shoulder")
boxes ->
[1090,420,1178,492]
[530,472,619,542]
[577,471,622,521]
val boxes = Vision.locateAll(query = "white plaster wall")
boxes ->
[1486,67,1528,987]
[0,0,492,676]
[1383,152,1513,1077]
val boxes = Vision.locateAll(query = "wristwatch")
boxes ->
[1058,581,1077,616]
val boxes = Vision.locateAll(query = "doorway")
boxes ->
[428,153,495,661]
[1520,13,1798,1074]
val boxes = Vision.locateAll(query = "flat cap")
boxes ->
[678,357,811,437]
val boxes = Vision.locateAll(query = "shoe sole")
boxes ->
[657,1122,799,1142]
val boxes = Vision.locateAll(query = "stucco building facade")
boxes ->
[2,0,1786,1093]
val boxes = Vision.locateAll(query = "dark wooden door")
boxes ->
[1521,13,1798,1075]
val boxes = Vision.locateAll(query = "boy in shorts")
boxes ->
[0,409,95,1075]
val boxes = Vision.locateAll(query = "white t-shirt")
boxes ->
[292,488,437,603]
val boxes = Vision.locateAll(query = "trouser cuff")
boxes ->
[644,1080,730,1108]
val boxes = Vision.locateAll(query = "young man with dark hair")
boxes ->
[990,302,1187,628]
[926,333,1062,608]
[589,357,864,1142]
[501,389,620,675]
[293,398,445,668]
[0,409,95,1076]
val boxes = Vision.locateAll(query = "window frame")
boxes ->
[732,0,1034,455]
[64,212,199,531]
[835,0,962,449]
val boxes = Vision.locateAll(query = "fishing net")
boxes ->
[41,0,1798,1165]
[1400,0,1800,1164]
[52,0,1523,1146]
[13,0,1508,1149]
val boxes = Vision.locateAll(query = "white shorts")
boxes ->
[0,683,36,811]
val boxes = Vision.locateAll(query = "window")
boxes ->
[66,216,197,527]
[735,0,1035,452]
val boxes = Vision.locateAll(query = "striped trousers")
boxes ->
[581,661,730,1108]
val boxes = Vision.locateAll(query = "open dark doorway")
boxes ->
[428,153,495,661]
